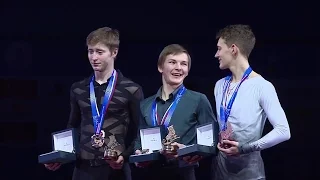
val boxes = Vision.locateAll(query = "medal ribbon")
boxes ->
[151,86,186,128]
[219,67,252,131]
[90,70,118,135]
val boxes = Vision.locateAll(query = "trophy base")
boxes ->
[38,150,76,164]
[178,144,216,158]
[162,145,178,155]
[104,150,118,161]
[220,143,232,149]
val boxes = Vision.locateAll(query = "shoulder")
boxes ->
[140,95,156,107]
[213,77,227,96]
[255,77,277,96]
[185,89,210,104]
[70,76,90,92]
[251,76,276,93]
[119,76,143,95]
[214,77,226,89]
[140,94,156,113]
[185,89,206,99]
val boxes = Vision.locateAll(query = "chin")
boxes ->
[92,66,103,71]
[168,80,184,86]
[219,64,228,70]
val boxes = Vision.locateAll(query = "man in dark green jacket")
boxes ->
[133,44,218,180]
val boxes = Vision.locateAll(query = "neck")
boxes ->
[94,67,114,84]
[229,57,250,82]
[161,80,182,101]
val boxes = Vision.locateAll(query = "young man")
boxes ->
[213,24,291,180]
[133,44,218,180]
[44,27,144,180]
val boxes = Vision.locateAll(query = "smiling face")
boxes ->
[214,38,235,70]
[158,52,189,86]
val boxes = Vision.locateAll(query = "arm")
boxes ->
[121,87,144,161]
[239,82,291,154]
[197,94,218,125]
[67,84,81,129]
[197,94,219,152]
[133,108,149,152]
[45,84,81,170]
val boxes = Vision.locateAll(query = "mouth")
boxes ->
[171,73,183,77]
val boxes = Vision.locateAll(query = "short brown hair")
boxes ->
[86,27,120,52]
[158,44,191,70]
[216,24,256,58]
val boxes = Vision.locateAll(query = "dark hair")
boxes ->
[216,24,256,58]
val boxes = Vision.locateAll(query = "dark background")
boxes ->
[0,1,318,179]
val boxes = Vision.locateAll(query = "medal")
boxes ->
[89,70,118,148]
[151,86,186,127]
[219,67,252,131]
[91,130,105,148]
[219,67,252,149]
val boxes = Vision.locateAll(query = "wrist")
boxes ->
[238,143,255,154]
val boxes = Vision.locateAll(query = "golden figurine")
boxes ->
[162,125,180,154]
[104,135,121,161]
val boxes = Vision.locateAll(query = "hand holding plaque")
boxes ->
[129,127,162,164]
[161,125,180,155]
[177,122,218,158]
[104,135,121,161]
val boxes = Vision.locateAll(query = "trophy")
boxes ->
[162,125,180,155]
[104,135,121,161]
[219,121,233,149]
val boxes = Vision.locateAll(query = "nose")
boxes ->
[214,51,219,58]
[91,53,98,61]
[175,63,182,70]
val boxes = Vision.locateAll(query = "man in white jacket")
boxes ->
[213,24,291,180]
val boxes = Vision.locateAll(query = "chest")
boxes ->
[76,85,129,116]
[215,82,262,122]
[143,96,198,131]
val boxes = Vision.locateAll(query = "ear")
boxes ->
[111,48,118,58]
[230,44,238,56]
[158,65,163,73]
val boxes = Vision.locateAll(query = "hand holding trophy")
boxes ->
[104,135,121,161]
[219,121,233,149]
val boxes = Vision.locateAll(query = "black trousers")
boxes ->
[72,161,131,180]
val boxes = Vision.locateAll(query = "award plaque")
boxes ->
[104,135,121,161]
[178,122,218,158]
[129,126,163,163]
[38,128,79,164]
[162,125,180,155]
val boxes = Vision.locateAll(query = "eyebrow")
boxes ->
[87,48,105,52]
[167,59,188,63]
